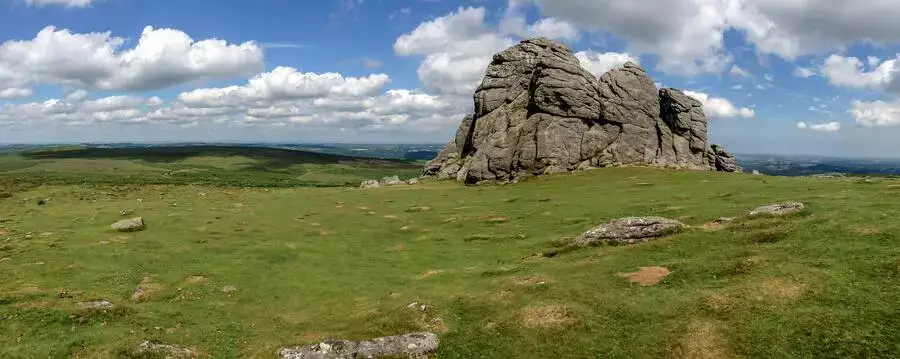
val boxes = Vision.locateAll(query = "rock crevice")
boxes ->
[425,38,742,183]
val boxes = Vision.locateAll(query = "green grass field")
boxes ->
[0,146,423,188]
[2,150,900,358]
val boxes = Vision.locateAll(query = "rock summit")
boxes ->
[424,38,741,183]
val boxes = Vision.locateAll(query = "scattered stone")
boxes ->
[133,341,196,359]
[111,217,146,232]
[574,217,685,246]
[120,209,135,216]
[278,332,439,359]
[37,199,47,206]
[360,180,380,189]
[58,290,74,299]
[77,300,113,309]
[749,202,805,216]
[617,266,672,286]
[380,176,404,186]
[405,206,431,213]
[752,170,763,176]
[407,302,419,309]
[222,285,237,295]
[406,178,419,185]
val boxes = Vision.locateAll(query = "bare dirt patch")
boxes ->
[0,229,7,236]
[672,320,733,359]
[617,266,671,286]
[521,305,574,329]
[701,218,734,231]
[754,278,806,302]
[132,276,166,302]
[509,275,552,287]
[420,269,444,279]
[15,300,56,310]
[184,276,207,285]
[851,227,883,235]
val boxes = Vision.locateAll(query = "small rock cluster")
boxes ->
[278,332,439,359]
[360,175,419,189]
[571,201,806,248]
[133,341,195,358]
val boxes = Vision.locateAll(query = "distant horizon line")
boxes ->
[3,142,900,161]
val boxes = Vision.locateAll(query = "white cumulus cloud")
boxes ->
[24,0,97,8]
[534,0,900,75]
[0,88,33,99]
[0,25,263,92]
[684,90,755,119]
[797,121,841,132]
[820,54,900,93]
[850,100,900,127]
[575,50,636,78]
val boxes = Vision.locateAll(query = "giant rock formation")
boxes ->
[424,38,741,183]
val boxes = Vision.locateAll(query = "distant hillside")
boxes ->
[0,145,423,187]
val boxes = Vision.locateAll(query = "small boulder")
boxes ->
[380,176,404,186]
[752,170,763,176]
[749,202,805,216]
[574,216,685,246]
[77,300,113,309]
[279,332,439,359]
[133,341,195,359]
[111,217,145,232]
[406,178,419,185]
[360,180,380,189]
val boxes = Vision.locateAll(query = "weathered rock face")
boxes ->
[424,38,740,183]
[709,144,743,173]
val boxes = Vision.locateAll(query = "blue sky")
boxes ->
[1,0,900,157]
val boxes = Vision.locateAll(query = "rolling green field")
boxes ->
[0,146,423,188]
[2,149,900,358]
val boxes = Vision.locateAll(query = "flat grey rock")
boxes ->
[77,300,114,309]
[111,217,145,232]
[279,332,438,359]
[574,217,685,246]
[749,202,805,216]
[133,341,195,358]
